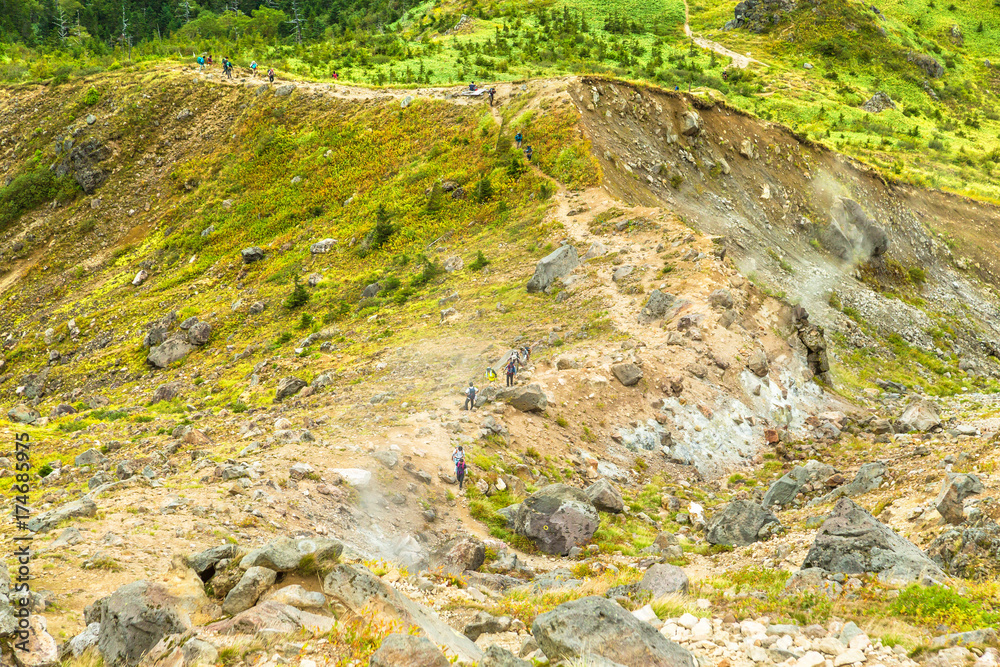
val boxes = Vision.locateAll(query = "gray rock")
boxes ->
[147,339,194,369]
[680,110,701,136]
[361,282,381,299]
[151,381,183,403]
[911,52,944,78]
[186,545,238,579]
[611,363,643,387]
[930,628,998,648]
[935,473,983,525]
[802,498,946,584]
[511,484,600,555]
[239,536,343,573]
[899,398,942,432]
[926,516,1000,578]
[59,138,111,193]
[176,108,192,121]
[50,403,77,418]
[463,611,512,641]
[86,114,97,124]
[323,564,482,663]
[370,633,450,667]
[748,348,769,377]
[27,497,97,533]
[203,600,331,637]
[585,479,624,513]
[240,247,265,264]
[762,460,836,508]
[480,645,532,667]
[12,614,58,667]
[51,526,83,549]
[526,245,579,293]
[640,563,689,597]
[705,500,779,547]
[532,597,696,666]
[274,84,296,97]
[188,322,212,346]
[274,376,307,401]
[810,461,887,505]
[223,566,277,615]
[708,289,734,309]
[496,384,548,412]
[91,581,191,667]
[310,238,336,254]
[7,404,40,424]
[862,91,896,113]
[263,584,326,610]
[373,450,399,469]
[640,290,676,323]
[430,534,485,576]
[69,622,101,657]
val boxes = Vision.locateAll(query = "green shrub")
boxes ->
[360,205,395,255]
[0,165,77,234]
[37,464,53,478]
[231,401,249,413]
[475,174,494,203]
[297,312,314,329]
[469,250,490,271]
[82,87,100,106]
[283,277,309,309]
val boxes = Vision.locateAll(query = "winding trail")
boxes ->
[681,0,768,69]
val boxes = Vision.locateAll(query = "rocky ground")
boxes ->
[1,68,1000,667]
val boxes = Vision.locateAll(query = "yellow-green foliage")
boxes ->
[521,106,601,189]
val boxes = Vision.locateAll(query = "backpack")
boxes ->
[466,386,476,398]
[268,69,274,77]
[456,459,466,475]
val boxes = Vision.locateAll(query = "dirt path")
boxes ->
[681,0,767,69]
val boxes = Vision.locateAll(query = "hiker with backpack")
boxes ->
[268,68,275,84]
[485,367,498,384]
[515,131,523,149]
[463,382,478,411]
[197,55,205,71]
[521,345,531,365]
[524,145,533,162]
[505,356,517,387]
[207,55,214,67]
[488,88,496,106]
[453,446,467,490]
[250,60,258,77]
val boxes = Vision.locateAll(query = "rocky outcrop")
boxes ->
[26,497,97,533]
[803,498,945,584]
[935,473,983,525]
[724,0,796,32]
[861,91,896,113]
[585,479,624,513]
[822,198,889,261]
[926,516,1000,579]
[762,460,836,508]
[322,564,482,663]
[532,597,697,666]
[510,484,600,555]
[526,245,579,293]
[239,536,343,572]
[55,138,112,193]
[274,376,307,401]
[223,566,277,615]
[809,461,887,505]
[371,633,450,667]
[611,363,643,387]
[898,398,941,432]
[430,534,486,576]
[147,339,193,369]
[88,581,191,667]
[496,384,548,412]
[706,500,779,547]
[909,52,945,78]
[640,563,689,597]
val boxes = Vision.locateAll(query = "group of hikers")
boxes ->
[463,345,532,410]
[469,81,498,107]
[196,55,275,83]
[515,131,533,162]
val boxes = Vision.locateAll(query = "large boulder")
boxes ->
[526,245,579,293]
[762,460,836,508]
[187,322,212,346]
[186,545,238,580]
[639,563,689,598]
[899,398,942,432]
[204,601,332,636]
[926,516,1000,579]
[935,473,983,525]
[241,247,265,264]
[496,384,548,412]
[223,566,277,616]
[802,498,946,584]
[370,633,450,667]
[89,581,192,667]
[680,111,701,136]
[639,290,676,323]
[56,138,112,193]
[322,564,482,663]
[7,404,40,424]
[12,615,58,667]
[910,52,944,78]
[585,479,624,513]
[274,377,307,401]
[705,500,779,547]
[823,198,889,261]
[611,363,642,387]
[724,0,796,32]
[429,534,485,576]
[239,536,343,573]
[532,597,696,666]
[147,339,193,369]
[862,91,896,113]
[510,484,600,555]
[810,461,888,505]
[26,497,97,533]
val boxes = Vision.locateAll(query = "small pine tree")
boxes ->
[976,20,984,32]
[475,174,494,202]
[284,276,310,309]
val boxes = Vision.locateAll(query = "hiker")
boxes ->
[515,131,523,149]
[464,382,477,410]
[488,87,496,106]
[225,60,233,79]
[453,446,466,490]
[267,67,275,84]
[207,55,213,67]
[333,72,339,80]
[469,81,477,91]
[485,367,498,384]
[250,60,258,77]
[521,344,531,365]
[505,356,517,387]
[674,85,679,91]
[524,145,533,162]
[197,55,205,71]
